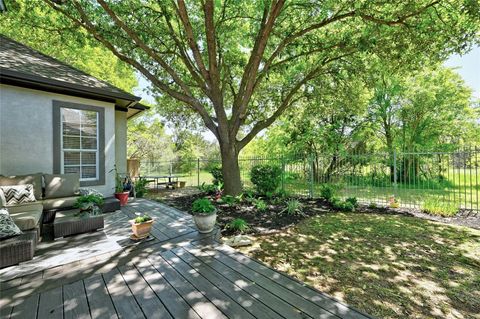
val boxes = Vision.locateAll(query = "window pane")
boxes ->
[62,108,81,123]
[82,111,97,125]
[81,152,97,165]
[81,137,97,149]
[82,166,97,179]
[64,166,80,175]
[63,136,80,149]
[82,124,97,137]
[63,122,81,136]
[64,152,80,165]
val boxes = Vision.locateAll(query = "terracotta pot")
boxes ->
[193,211,217,233]
[115,192,130,206]
[131,219,153,238]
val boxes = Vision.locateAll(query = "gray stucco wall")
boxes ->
[115,111,127,175]
[0,84,122,196]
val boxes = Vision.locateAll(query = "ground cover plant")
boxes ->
[239,213,480,319]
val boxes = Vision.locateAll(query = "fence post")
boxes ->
[309,154,314,198]
[393,150,397,190]
[281,156,285,192]
[197,158,200,187]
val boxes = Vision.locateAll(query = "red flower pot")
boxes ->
[115,192,130,206]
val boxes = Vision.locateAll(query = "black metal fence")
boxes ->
[140,147,480,211]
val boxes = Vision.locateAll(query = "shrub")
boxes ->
[198,182,216,193]
[209,165,224,185]
[422,199,458,217]
[253,198,268,212]
[320,184,335,202]
[282,199,303,215]
[134,214,152,224]
[192,198,216,215]
[220,195,237,207]
[134,177,149,198]
[226,218,249,233]
[368,202,377,209]
[346,197,358,208]
[331,197,355,212]
[250,164,282,195]
[74,194,104,208]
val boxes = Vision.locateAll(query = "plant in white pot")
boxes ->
[191,198,217,233]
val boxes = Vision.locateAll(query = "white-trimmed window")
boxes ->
[60,108,99,181]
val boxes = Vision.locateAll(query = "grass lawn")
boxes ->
[239,213,480,319]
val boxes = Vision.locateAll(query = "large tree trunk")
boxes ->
[220,143,243,196]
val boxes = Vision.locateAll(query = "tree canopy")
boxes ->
[4,0,479,194]
[0,1,137,93]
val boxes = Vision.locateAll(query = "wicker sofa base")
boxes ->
[0,231,37,269]
[53,212,104,238]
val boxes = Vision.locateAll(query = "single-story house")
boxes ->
[0,35,147,196]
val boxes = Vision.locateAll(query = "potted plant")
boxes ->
[389,195,400,208]
[130,214,153,239]
[111,166,130,206]
[191,198,217,233]
[74,194,104,217]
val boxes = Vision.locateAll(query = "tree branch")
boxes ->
[238,51,357,149]
[96,0,194,97]
[44,0,219,139]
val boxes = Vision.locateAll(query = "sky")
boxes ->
[444,45,480,98]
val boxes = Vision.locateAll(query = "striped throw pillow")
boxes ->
[0,184,36,206]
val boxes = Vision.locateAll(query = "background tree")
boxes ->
[3,0,479,194]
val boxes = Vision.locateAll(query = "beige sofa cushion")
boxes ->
[8,204,43,231]
[41,196,79,211]
[0,173,43,200]
[44,174,80,199]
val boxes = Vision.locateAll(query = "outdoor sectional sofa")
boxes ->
[0,173,120,268]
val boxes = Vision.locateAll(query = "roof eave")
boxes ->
[0,68,141,105]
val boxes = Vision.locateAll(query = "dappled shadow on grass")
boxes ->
[242,213,480,319]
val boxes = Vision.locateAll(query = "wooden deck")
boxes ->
[0,199,372,319]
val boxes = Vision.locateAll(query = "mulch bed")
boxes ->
[156,190,480,235]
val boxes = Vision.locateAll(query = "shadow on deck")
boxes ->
[0,199,372,319]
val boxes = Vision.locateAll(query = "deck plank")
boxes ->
[63,280,91,319]
[190,242,339,319]
[181,244,307,319]
[102,268,144,319]
[146,254,226,319]
[134,259,201,319]
[160,250,256,319]
[38,286,63,319]
[8,294,37,319]
[213,244,370,319]
[118,264,172,319]
[84,274,118,319]
[173,247,283,319]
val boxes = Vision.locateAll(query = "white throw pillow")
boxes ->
[0,184,36,206]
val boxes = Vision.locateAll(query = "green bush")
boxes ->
[192,198,216,215]
[134,214,152,224]
[253,198,268,212]
[220,195,237,207]
[331,197,355,212]
[198,182,216,193]
[282,199,303,215]
[209,165,224,185]
[134,177,149,198]
[74,194,104,208]
[250,164,282,195]
[346,197,358,208]
[226,218,249,233]
[368,202,377,209]
[320,184,335,202]
[422,199,458,217]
